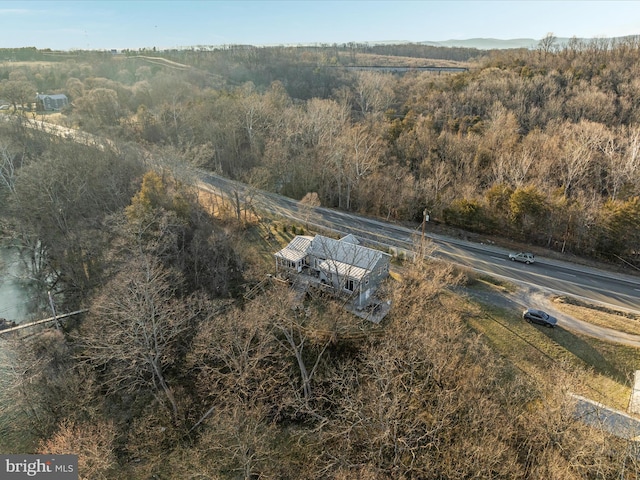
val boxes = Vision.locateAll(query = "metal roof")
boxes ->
[274,234,389,276]
[274,235,312,262]
[287,235,313,251]
[36,94,68,100]
[339,234,360,245]
[310,235,388,271]
[317,259,368,281]
[274,248,307,263]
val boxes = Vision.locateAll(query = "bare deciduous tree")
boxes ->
[79,255,195,423]
[38,420,117,480]
[603,125,640,200]
[0,141,25,194]
[354,71,395,116]
[300,191,321,229]
[0,79,35,113]
[337,123,385,210]
[199,403,277,480]
[9,142,143,307]
[556,120,605,197]
[538,32,558,57]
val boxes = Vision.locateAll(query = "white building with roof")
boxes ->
[274,235,313,273]
[35,93,69,111]
[274,234,390,307]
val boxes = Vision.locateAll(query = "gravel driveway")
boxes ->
[464,282,640,348]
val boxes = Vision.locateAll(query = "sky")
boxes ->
[1,0,640,51]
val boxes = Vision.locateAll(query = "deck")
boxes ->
[279,268,391,323]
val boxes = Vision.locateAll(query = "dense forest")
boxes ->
[1,40,640,478]
[3,38,639,266]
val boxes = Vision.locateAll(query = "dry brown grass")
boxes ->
[197,187,237,220]
[464,287,640,411]
[196,186,311,280]
[0,61,61,67]
[552,296,640,336]
[350,52,470,68]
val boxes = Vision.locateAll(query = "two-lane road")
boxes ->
[8,115,638,313]
[438,241,640,313]
[199,172,640,314]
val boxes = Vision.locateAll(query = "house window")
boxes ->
[345,279,355,292]
[279,258,294,269]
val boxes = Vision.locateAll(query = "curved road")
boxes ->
[4,114,639,332]
[198,172,640,317]
[8,96,640,438]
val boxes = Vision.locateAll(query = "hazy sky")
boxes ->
[2,1,640,51]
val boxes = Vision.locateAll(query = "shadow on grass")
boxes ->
[463,287,634,387]
[540,325,627,383]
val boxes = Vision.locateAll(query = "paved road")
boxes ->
[4,114,638,316]
[8,107,640,439]
[198,172,640,315]
[573,394,640,440]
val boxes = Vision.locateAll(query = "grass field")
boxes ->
[465,281,640,411]
[552,296,640,336]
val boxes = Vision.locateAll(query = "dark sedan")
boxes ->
[523,309,557,328]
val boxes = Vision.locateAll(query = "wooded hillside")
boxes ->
[1,41,640,478]
[3,39,638,266]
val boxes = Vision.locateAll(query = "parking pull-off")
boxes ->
[523,308,557,328]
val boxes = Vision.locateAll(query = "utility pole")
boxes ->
[421,209,431,257]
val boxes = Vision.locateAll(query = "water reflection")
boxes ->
[0,246,37,323]
[0,246,40,451]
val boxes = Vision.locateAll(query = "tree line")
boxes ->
[2,158,633,476]
[1,42,640,477]
[4,40,637,265]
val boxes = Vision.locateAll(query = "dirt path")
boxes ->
[134,55,190,70]
[468,283,640,348]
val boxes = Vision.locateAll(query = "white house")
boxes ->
[275,234,390,307]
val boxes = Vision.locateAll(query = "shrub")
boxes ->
[443,198,491,233]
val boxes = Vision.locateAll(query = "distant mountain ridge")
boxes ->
[368,35,639,50]
[425,38,539,49]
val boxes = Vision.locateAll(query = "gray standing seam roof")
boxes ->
[274,235,313,262]
[275,235,389,273]
[310,235,388,270]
